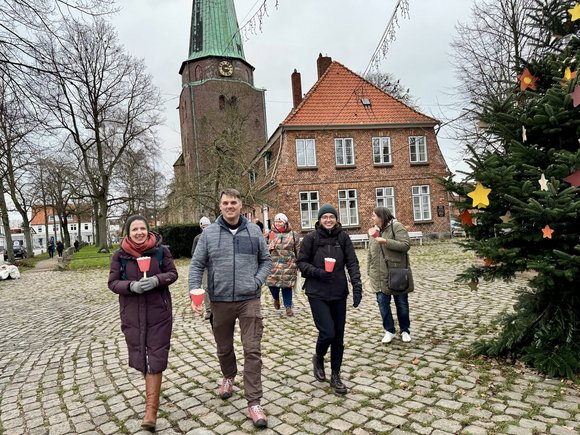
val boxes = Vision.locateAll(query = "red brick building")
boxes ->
[249,55,451,237]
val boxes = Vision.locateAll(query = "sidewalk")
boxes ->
[0,242,578,434]
[29,256,59,273]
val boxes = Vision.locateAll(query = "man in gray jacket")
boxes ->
[189,188,272,428]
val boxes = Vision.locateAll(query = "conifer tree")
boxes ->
[443,0,580,378]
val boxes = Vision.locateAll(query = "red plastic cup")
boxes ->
[268,231,276,241]
[368,227,379,238]
[189,288,205,306]
[136,256,151,277]
[324,257,336,272]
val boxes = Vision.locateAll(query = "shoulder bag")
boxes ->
[379,225,409,293]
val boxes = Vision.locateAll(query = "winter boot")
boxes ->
[142,373,162,432]
[330,372,347,395]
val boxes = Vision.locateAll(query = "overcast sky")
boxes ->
[111,0,475,175]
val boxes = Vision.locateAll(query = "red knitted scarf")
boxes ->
[121,233,157,258]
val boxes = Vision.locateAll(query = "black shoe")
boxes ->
[330,372,348,395]
[312,355,326,382]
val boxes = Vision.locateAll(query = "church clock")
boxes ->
[218,60,233,77]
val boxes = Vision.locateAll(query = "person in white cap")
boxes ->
[191,216,212,320]
[266,212,300,316]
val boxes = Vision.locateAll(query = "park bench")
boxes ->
[349,234,369,249]
[408,231,424,245]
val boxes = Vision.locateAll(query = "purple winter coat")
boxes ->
[108,239,178,374]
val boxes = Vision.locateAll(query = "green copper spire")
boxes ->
[188,0,246,61]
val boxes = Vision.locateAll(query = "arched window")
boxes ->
[195,65,203,81]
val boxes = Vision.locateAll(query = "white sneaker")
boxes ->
[381,331,395,343]
[401,332,411,343]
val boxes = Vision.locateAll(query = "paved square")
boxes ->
[0,242,578,434]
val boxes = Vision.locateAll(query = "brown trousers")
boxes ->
[211,298,264,405]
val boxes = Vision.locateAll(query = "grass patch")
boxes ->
[11,252,49,270]
[68,245,118,270]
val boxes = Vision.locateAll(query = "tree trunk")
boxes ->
[97,195,109,252]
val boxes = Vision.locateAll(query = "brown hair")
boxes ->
[373,206,394,230]
[219,188,241,200]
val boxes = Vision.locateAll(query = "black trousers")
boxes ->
[308,297,347,373]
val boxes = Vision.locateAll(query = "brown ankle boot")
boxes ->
[142,373,162,432]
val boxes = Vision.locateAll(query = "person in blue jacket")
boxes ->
[189,188,272,428]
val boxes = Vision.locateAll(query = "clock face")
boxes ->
[218,61,233,77]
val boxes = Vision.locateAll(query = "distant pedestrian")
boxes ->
[266,213,300,316]
[367,206,414,344]
[108,215,178,432]
[47,238,55,258]
[254,218,264,234]
[56,240,64,257]
[297,204,362,395]
[74,239,79,252]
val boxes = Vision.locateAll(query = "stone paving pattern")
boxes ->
[0,242,578,434]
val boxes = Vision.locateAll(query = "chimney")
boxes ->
[291,69,303,109]
[317,53,332,79]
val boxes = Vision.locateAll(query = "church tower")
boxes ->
[174,0,267,220]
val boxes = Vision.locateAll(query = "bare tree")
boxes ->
[363,71,417,108]
[0,0,115,79]
[38,18,164,252]
[447,0,538,157]
[0,75,41,257]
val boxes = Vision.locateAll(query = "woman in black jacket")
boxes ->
[297,204,362,395]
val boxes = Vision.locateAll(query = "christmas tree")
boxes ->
[443,0,580,378]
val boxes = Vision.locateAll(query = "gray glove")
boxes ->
[130,281,144,294]
[140,276,159,292]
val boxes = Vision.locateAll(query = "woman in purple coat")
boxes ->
[108,215,178,432]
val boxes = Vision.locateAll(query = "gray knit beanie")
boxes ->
[317,204,338,221]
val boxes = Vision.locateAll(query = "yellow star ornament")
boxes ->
[467,182,492,209]
[569,3,580,21]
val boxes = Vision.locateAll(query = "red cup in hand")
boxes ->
[324,257,336,272]
[189,288,205,306]
[368,227,379,238]
[136,256,151,277]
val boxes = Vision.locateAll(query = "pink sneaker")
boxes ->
[219,377,234,399]
[248,404,268,428]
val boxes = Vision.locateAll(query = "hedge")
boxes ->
[154,224,201,259]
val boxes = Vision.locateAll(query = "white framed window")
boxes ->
[296,139,316,168]
[248,169,257,185]
[376,187,396,216]
[48,215,55,222]
[70,224,77,231]
[409,136,428,163]
[338,189,359,226]
[372,137,392,164]
[37,226,43,233]
[263,151,272,174]
[299,191,319,229]
[412,185,432,221]
[335,138,355,166]
[84,224,89,230]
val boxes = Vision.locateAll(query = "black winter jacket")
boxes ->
[297,223,362,301]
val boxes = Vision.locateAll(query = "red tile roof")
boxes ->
[283,61,438,127]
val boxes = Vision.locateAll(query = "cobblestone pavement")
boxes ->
[0,242,578,434]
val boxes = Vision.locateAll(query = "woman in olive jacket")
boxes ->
[367,206,414,345]
[108,215,178,432]
[297,204,362,395]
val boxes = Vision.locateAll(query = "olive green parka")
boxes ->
[367,219,414,295]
